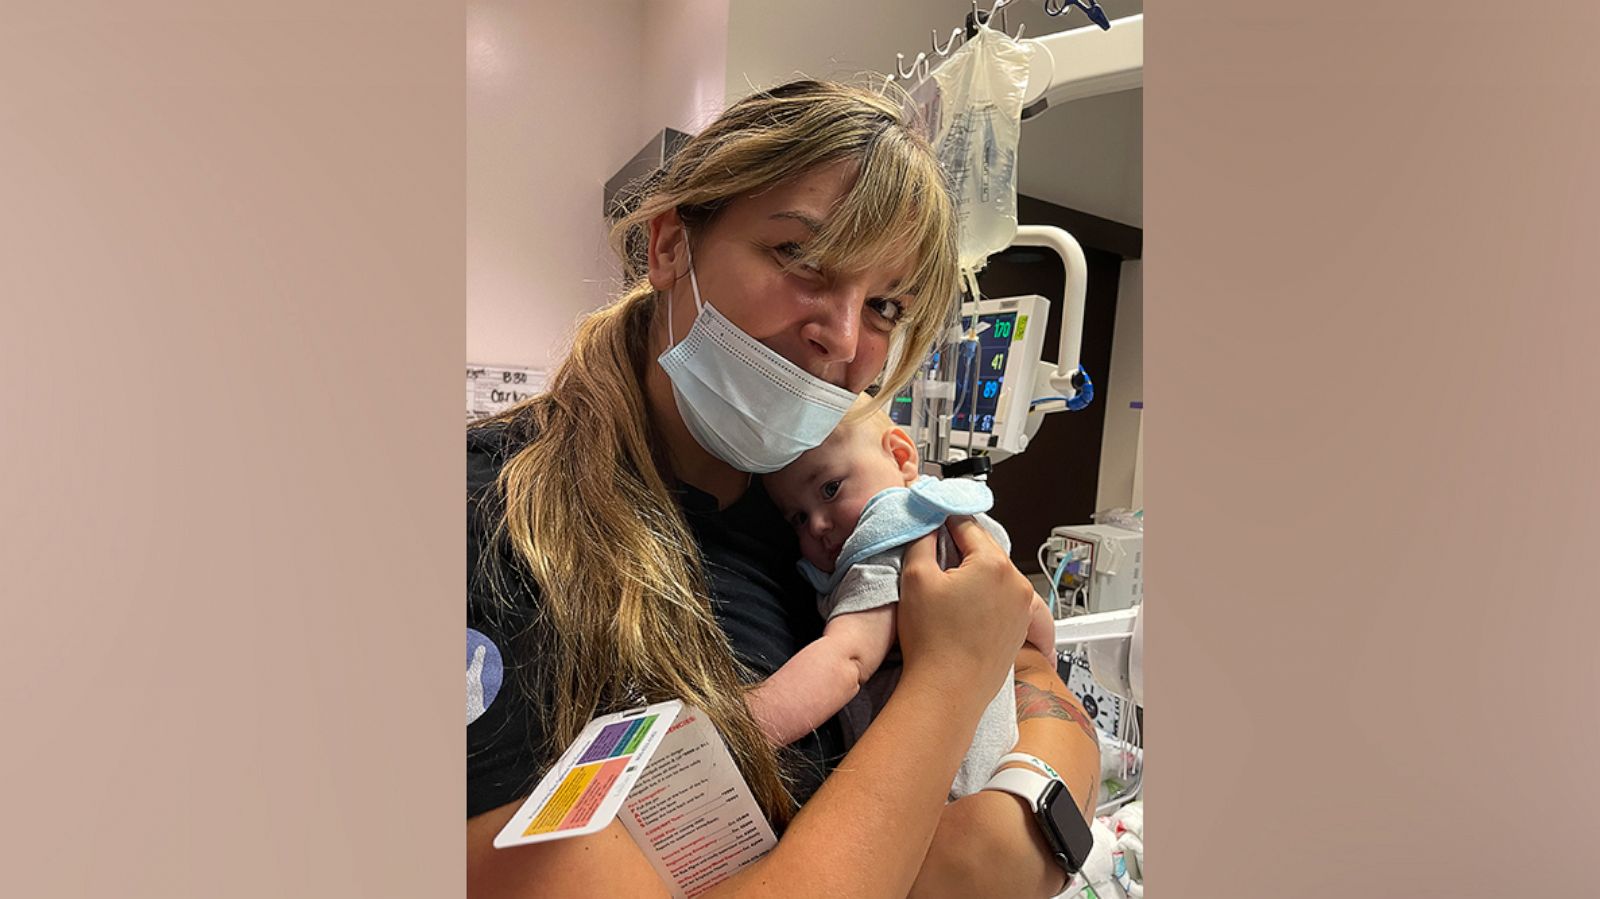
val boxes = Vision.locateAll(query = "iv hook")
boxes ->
[895,51,928,81]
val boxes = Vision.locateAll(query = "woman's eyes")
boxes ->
[775,242,823,274]
[821,479,842,500]
[866,298,906,325]
[775,243,906,328]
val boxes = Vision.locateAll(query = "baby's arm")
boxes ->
[746,605,897,747]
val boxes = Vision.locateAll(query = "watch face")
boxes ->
[1041,781,1096,871]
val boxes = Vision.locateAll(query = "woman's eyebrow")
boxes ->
[769,211,824,232]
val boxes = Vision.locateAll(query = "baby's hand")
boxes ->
[1024,594,1057,657]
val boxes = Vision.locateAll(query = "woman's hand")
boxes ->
[1013,642,1059,681]
[896,516,1034,706]
[1024,594,1057,658]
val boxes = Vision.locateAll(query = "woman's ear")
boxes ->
[883,426,921,483]
[646,209,688,292]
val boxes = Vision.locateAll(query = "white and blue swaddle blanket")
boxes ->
[798,475,1018,799]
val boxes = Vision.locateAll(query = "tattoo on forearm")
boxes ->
[1014,680,1100,749]
[1013,680,1101,816]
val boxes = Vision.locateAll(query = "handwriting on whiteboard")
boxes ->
[468,365,547,422]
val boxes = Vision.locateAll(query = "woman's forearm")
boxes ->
[1010,646,1101,819]
[707,664,996,899]
[909,647,1102,899]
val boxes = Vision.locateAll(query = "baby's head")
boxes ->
[765,397,921,574]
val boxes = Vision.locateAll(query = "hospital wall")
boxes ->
[467,0,727,371]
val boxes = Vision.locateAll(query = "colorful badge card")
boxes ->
[493,701,677,848]
[619,706,777,898]
[492,701,777,898]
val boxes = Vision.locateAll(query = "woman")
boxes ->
[467,79,1102,897]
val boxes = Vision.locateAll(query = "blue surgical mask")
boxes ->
[656,241,857,473]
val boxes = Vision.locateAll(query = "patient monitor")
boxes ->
[890,294,1050,457]
[889,225,1091,467]
[949,295,1052,455]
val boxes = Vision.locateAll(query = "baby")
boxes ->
[756,399,1056,798]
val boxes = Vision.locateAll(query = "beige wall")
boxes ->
[468,0,643,369]
[725,0,930,99]
[642,0,730,135]
[468,0,731,370]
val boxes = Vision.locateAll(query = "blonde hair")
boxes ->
[472,79,957,825]
[804,394,902,463]
[839,393,900,432]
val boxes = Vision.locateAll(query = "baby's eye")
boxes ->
[821,479,842,500]
[788,510,806,529]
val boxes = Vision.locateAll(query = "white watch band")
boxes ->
[981,765,1055,808]
[982,766,1081,889]
[993,752,1062,780]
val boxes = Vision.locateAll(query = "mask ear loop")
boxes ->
[684,239,704,312]
[666,282,676,347]
[667,234,706,347]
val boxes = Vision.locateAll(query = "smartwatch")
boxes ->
[981,765,1096,878]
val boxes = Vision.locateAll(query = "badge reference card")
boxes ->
[493,701,777,899]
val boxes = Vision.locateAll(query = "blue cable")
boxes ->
[1066,365,1094,411]
[1045,0,1112,30]
[1028,366,1096,412]
[1048,551,1073,615]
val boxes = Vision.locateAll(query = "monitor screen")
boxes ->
[887,390,914,427]
[884,310,1018,435]
[951,311,1016,434]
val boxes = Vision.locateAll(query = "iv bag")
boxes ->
[929,23,1033,277]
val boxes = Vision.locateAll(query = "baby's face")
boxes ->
[766,425,912,574]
